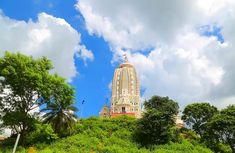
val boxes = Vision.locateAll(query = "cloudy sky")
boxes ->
[0,0,235,117]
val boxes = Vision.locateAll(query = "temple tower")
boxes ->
[110,55,141,118]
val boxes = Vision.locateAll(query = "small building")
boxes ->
[175,115,184,128]
[99,104,110,118]
[0,135,6,141]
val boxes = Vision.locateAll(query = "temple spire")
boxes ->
[123,54,128,63]
[110,53,141,118]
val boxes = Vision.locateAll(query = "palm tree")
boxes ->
[41,78,78,136]
[41,102,78,135]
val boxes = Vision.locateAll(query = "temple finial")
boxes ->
[123,54,128,63]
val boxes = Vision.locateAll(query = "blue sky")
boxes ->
[0,0,115,117]
[0,0,235,117]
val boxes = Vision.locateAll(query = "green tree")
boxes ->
[207,105,235,153]
[182,103,218,137]
[0,51,53,144]
[26,123,58,145]
[41,75,78,136]
[135,96,179,147]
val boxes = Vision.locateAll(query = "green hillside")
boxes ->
[0,116,212,153]
[1,53,233,153]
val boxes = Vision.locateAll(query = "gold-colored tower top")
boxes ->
[119,54,133,68]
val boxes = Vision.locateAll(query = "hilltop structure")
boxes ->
[99,55,183,127]
[99,104,110,118]
[175,115,184,128]
[100,55,141,118]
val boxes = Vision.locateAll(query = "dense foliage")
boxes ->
[0,52,233,152]
[135,96,179,147]
[182,103,218,137]
[0,52,53,144]
[0,116,212,153]
[25,123,58,145]
[41,75,78,136]
[182,103,235,152]
[207,105,235,152]
[0,52,77,145]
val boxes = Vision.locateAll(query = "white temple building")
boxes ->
[100,55,141,118]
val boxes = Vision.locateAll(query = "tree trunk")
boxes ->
[19,126,26,146]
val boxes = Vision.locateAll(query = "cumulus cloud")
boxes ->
[75,45,94,66]
[0,12,94,80]
[129,34,225,108]
[77,0,235,109]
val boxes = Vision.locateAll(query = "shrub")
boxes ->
[26,123,58,145]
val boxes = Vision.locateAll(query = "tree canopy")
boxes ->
[182,103,218,137]
[41,75,78,136]
[0,52,54,144]
[135,96,179,147]
[0,51,77,144]
[207,105,235,152]
[0,51,53,112]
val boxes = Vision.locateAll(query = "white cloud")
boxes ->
[129,33,225,109]
[77,0,235,109]
[75,45,94,66]
[0,12,94,80]
[76,0,194,50]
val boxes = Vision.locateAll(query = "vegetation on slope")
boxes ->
[1,116,212,153]
[0,52,234,153]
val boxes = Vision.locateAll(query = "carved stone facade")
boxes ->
[110,56,141,118]
[99,55,141,118]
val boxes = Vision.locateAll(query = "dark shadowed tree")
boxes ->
[135,96,179,147]
[41,75,78,136]
[207,105,235,153]
[182,103,218,137]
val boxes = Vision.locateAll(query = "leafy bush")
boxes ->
[153,140,212,153]
[26,123,58,145]
[0,117,212,153]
